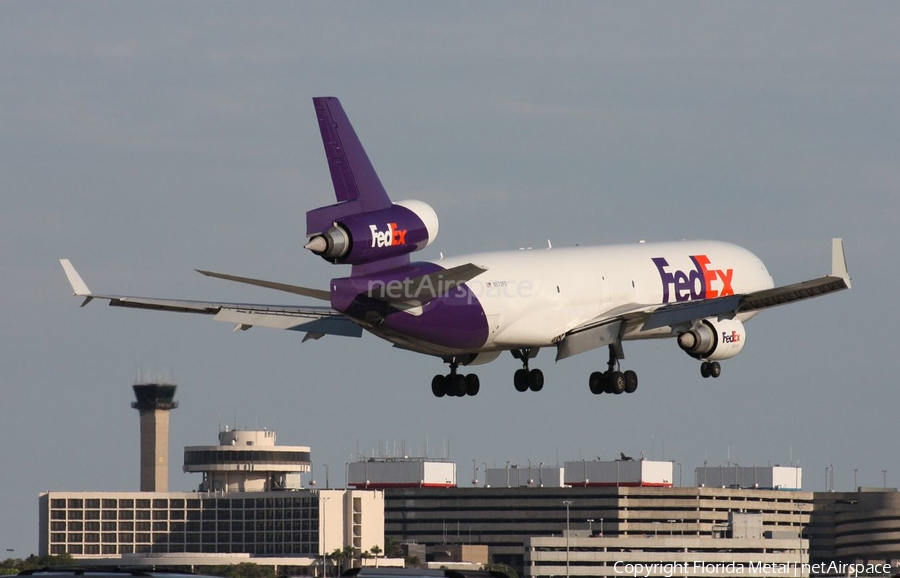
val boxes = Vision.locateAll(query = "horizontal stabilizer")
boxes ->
[196,269,331,301]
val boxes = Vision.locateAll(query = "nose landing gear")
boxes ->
[700,361,722,379]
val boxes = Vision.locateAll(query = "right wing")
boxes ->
[556,238,851,360]
[59,259,362,339]
[642,238,851,330]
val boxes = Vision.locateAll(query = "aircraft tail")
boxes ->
[305,97,438,275]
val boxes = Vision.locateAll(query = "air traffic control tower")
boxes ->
[131,382,178,492]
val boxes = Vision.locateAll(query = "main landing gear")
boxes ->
[700,361,722,379]
[588,345,638,395]
[512,349,544,392]
[431,358,480,398]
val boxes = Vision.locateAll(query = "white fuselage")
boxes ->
[435,240,774,352]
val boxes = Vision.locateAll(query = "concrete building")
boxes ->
[809,488,900,568]
[38,488,383,561]
[383,485,812,573]
[132,382,178,492]
[564,458,673,487]
[184,428,311,492]
[485,464,564,488]
[39,426,384,572]
[525,531,808,578]
[348,458,456,489]
[695,464,802,490]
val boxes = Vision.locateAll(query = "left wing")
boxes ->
[556,238,851,360]
[59,259,362,338]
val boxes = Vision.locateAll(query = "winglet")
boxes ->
[59,259,94,306]
[831,238,851,289]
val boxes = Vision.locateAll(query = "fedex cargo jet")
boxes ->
[61,97,851,398]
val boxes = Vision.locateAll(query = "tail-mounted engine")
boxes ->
[677,318,746,361]
[305,199,439,265]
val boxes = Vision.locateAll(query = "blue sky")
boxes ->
[2,3,898,555]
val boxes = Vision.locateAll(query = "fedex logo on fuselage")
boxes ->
[370,222,408,248]
[651,255,735,303]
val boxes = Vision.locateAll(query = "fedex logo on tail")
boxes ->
[651,255,734,303]
[370,222,408,248]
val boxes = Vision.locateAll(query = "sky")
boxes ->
[1,2,898,556]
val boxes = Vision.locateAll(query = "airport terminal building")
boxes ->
[36,384,900,577]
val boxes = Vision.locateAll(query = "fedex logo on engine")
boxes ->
[722,330,741,343]
[370,222,408,248]
[651,255,735,303]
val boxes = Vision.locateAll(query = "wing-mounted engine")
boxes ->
[305,199,439,265]
[677,318,746,361]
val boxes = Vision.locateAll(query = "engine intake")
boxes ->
[305,199,438,265]
[678,318,746,361]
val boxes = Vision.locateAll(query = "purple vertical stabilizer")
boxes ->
[305,97,440,276]
[306,97,392,235]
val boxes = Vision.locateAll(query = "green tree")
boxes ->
[404,555,421,568]
[383,536,404,558]
[203,563,275,578]
[368,545,382,567]
[482,562,518,578]
[0,554,75,574]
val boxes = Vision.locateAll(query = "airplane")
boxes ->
[61,96,851,398]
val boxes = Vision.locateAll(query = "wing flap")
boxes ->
[556,320,624,361]
[214,308,362,336]
[642,295,742,331]
[196,269,331,301]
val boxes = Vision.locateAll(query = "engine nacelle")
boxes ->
[677,318,746,361]
[305,199,439,265]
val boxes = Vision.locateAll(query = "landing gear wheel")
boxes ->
[589,371,604,395]
[624,370,638,393]
[431,375,447,398]
[465,374,480,396]
[514,369,529,392]
[700,361,711,378]
[709,361,721,378]
[528,369,544,392]
[610,371,626,394]
[450,374,467,396]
